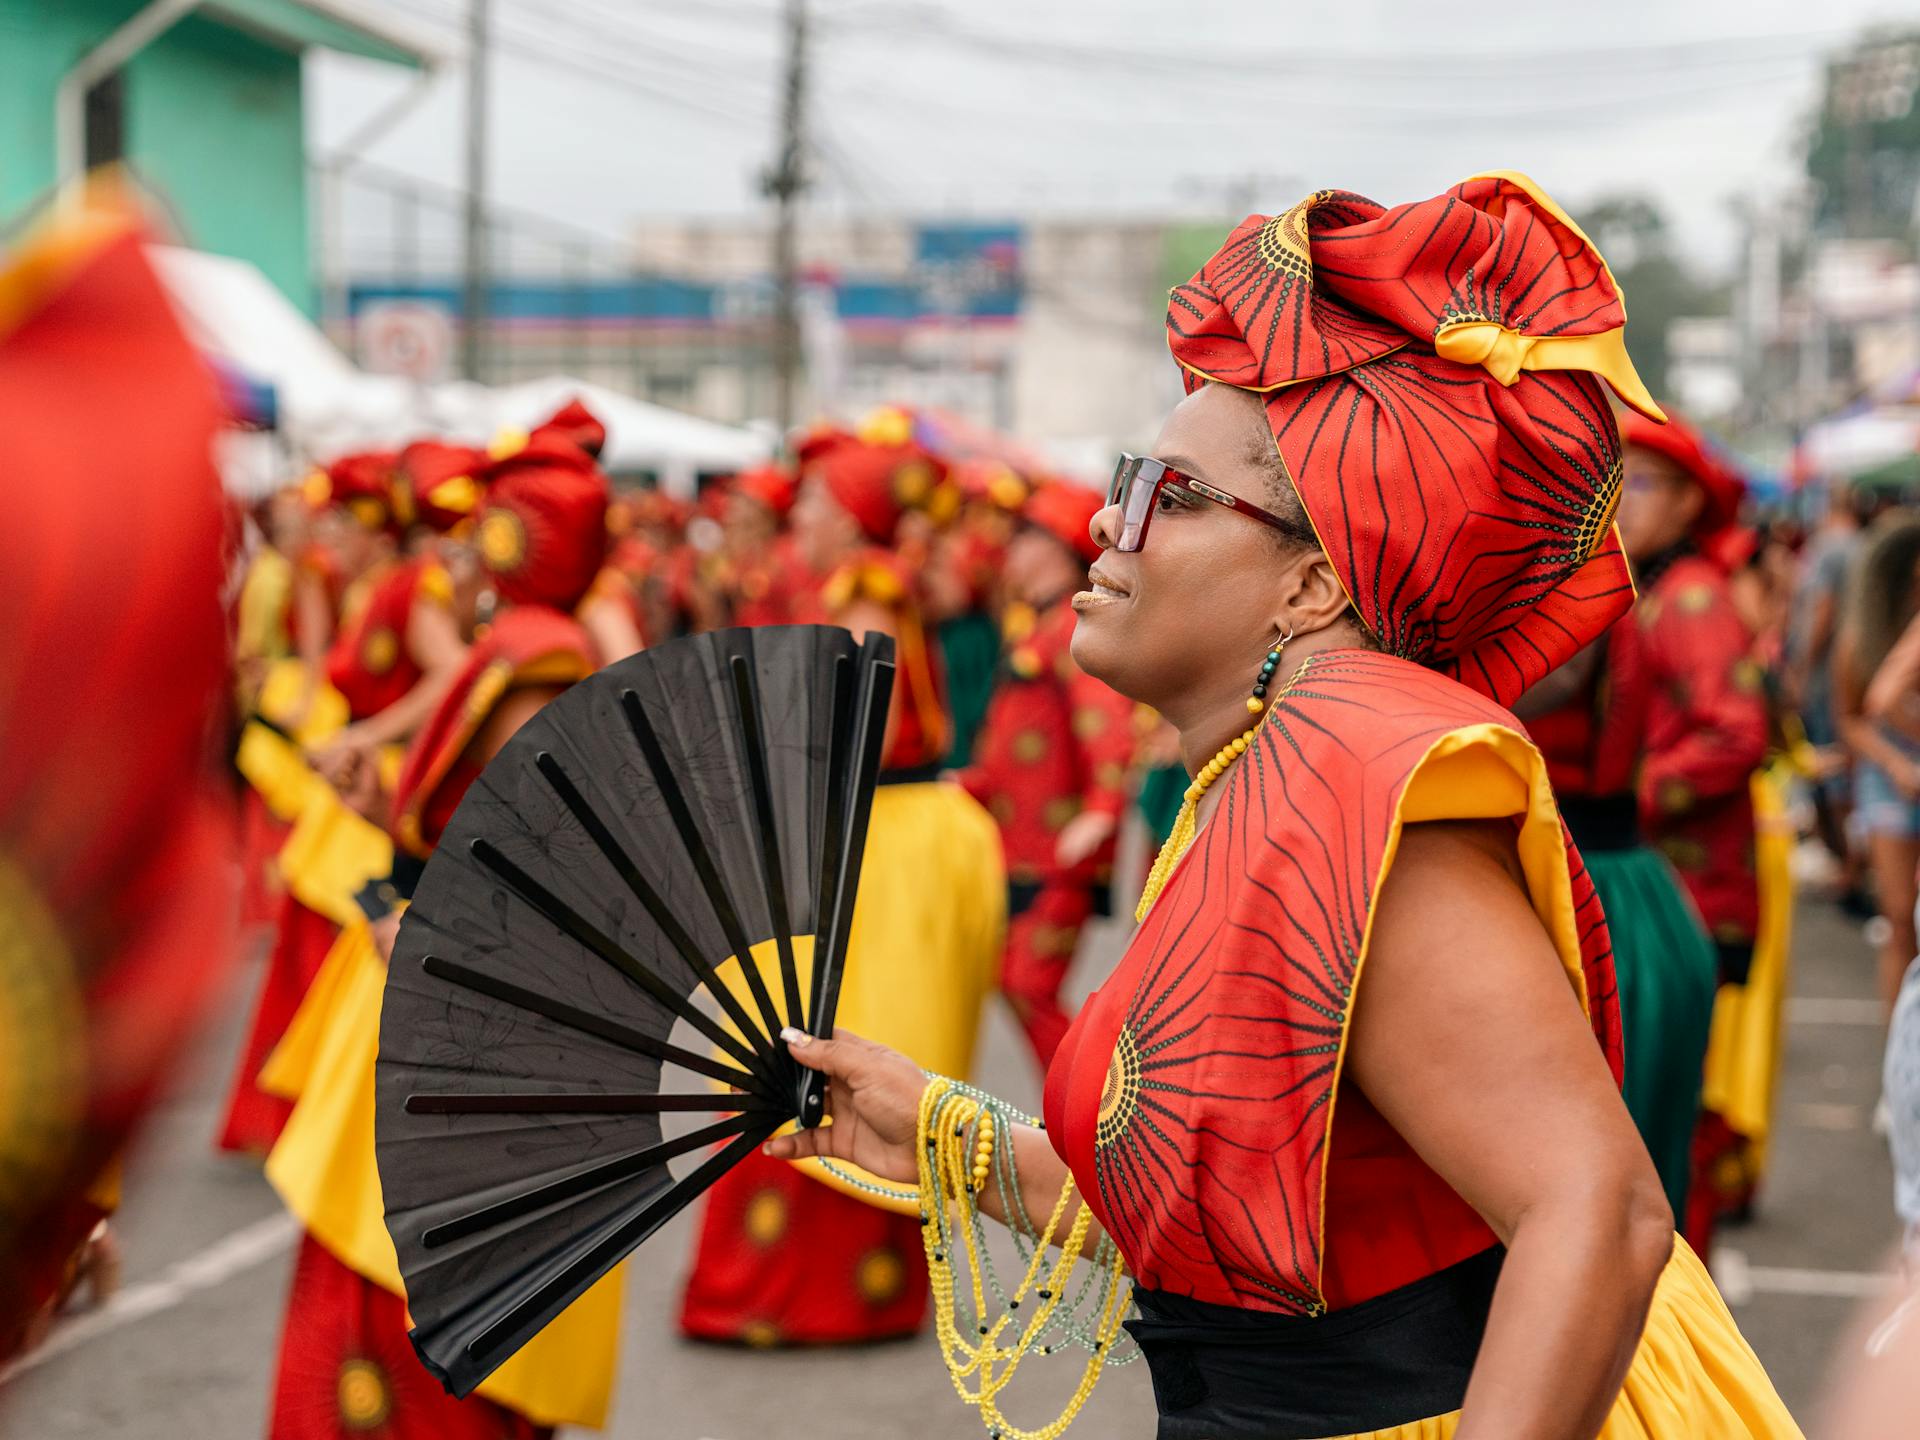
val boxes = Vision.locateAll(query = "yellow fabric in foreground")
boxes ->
[263,922,624,1430]
[1322,1236,1801,1439]
[1700,763,1796,1173]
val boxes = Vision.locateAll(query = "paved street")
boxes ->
[2,872,1902,1439]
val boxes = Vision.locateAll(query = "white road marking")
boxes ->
[1786,1101,1866,1130]
[1787,996,1888,1026]
[1713,1246,1893,1306]
[0,1211,299,1385]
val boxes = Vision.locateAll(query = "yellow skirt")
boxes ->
[1328,1236,1801,1439]
[263,922,625,1430]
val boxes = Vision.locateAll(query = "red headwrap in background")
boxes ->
[1024,480,1104,566]
[306,450,399,534]
[798,414,948,546]
[1620,408,1746,539]
[1170,171,1664,707]
[476,449,610,613]
[393,439,488,535]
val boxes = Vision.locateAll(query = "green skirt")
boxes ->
[1588,846,1719,1220]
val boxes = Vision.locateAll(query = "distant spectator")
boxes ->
[1836,512,1920,1008]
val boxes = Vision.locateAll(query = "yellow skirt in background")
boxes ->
[1699,762,1797,1187]
[1327,1237,1802,1440]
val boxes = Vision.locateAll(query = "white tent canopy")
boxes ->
[149,245,766,497]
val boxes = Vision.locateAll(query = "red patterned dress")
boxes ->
[960,594,1138,1065]
[1041,652,1791,1437]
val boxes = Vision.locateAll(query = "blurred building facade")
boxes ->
[333,202,1219,469]
[0,0,430,310]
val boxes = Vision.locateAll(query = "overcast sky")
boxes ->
[311,0,1920,275]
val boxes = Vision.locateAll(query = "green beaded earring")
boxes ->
[1247,629,1292,714]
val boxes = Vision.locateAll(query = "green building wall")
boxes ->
[0,1,313,312]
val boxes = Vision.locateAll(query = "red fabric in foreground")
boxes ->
[680,1149,928,1345]
[269,1235,548,1440]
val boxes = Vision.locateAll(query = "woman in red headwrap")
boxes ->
[760,175,1797,1438]
[259,450,625,1440]
[958,480,1140,1069]
[677,418,1006,1347]
[1608,414,1776,1255]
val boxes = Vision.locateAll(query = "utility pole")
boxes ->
[462,0,492,382]
[766,0,809,434]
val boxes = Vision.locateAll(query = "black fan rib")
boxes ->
[530,749,783,1085]
[727,653,806,1037]
[466,837,775,1085]
[421,1111,763,1249]
[404,1091,783,1117]
[420,955,772,1100]
[618,687,790,1057]
[458,1126,776,1381]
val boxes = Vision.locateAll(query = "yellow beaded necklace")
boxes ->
[1136,654,1311,923]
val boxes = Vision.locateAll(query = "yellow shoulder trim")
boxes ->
[1314,720,1586,1308]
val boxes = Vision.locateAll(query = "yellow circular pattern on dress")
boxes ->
[855,1246,906,1304]
[1043,797,1081,832]
[360,626,399,676]
[1095,1026,1142,1149]
[743,1187,788,1247]
[478,508,528,574]
[336,1357,392,1431]
[0,854,87,1227]
[1011,730,1047,764]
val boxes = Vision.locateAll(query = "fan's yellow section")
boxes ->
[707,782,1007,1213]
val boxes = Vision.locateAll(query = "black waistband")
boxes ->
[876,763,944,787]
[1560,793,1640,852]
[1125,1246,1505,1439]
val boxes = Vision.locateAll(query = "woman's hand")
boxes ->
[762,1028,926,1186]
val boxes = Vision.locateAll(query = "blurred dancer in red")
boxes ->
[679,423,1004,1346]
[0,191,235,1357]
[1612,410,1770,1257]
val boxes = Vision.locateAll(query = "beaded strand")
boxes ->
[917,1077,1134,1439]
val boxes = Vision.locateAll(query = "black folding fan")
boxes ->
[375,625,894,1398]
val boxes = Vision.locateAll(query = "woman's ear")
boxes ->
[1273,550,1352,639]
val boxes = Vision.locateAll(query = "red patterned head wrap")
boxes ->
[1169,171,1663,706]
[1619,408,1745,538]
[475,452,609,612]
[1023,480,1103,565]
[393,440,487,535]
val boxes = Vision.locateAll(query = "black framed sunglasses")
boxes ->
[1105,453,1308,554]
